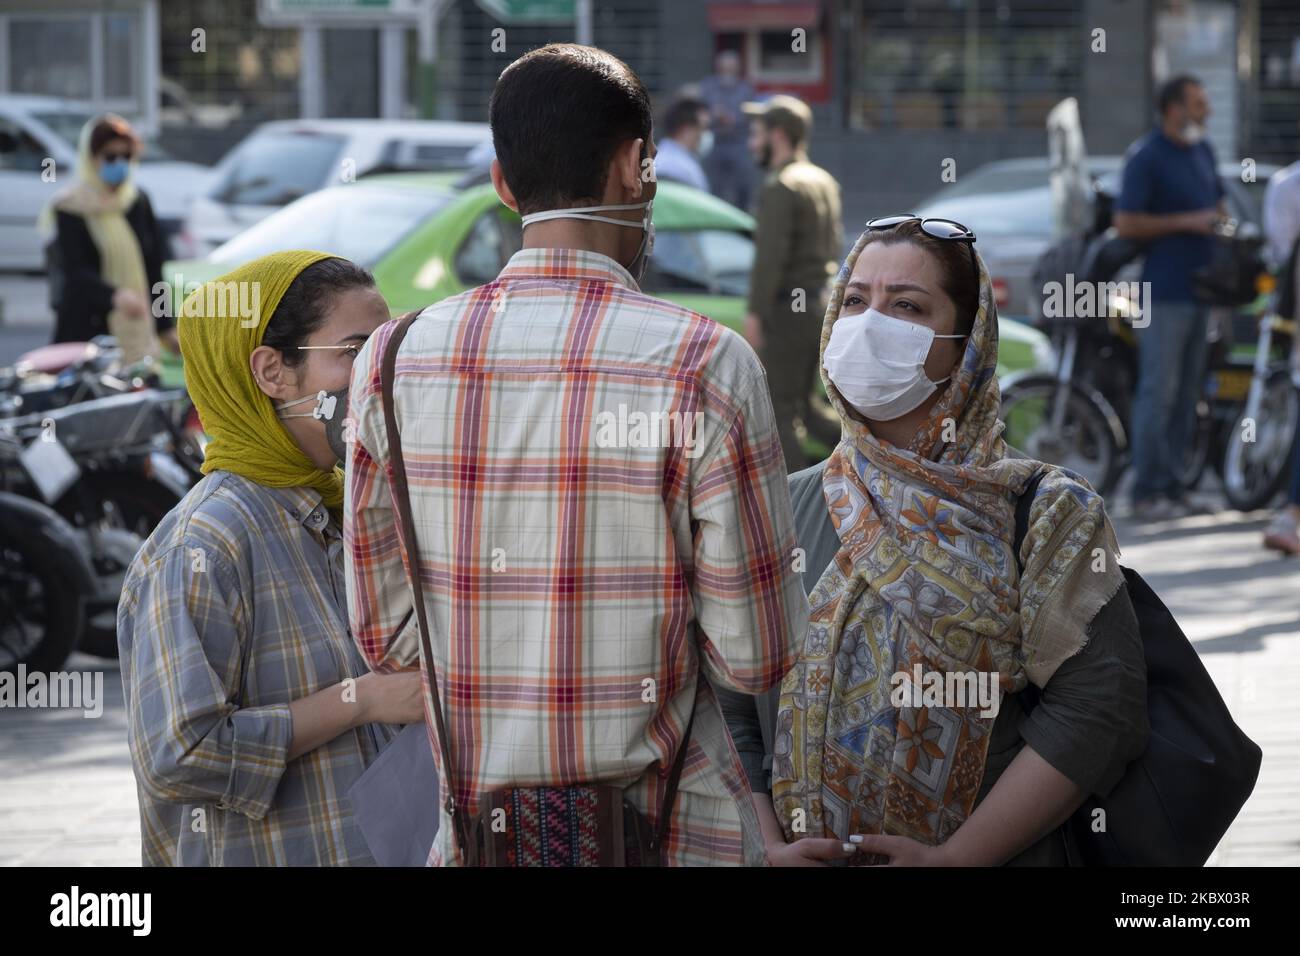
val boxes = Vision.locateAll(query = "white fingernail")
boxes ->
[849,834,865,844]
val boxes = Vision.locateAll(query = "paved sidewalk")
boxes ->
[1112,509,1300,867]
[0,652,140,866]
[1,508,1296,867]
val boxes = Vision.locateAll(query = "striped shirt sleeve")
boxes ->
[118,545,293,820]
[689,355,809,694]
[344,321,421,672]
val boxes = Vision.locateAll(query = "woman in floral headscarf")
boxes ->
[719,218,1149,866]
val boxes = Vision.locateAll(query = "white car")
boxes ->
[0,94,213,271]
[179,118,491,259]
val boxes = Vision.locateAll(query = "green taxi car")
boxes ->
[164,172,1051,383]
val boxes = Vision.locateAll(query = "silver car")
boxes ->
[914,155,1277,319]
[0,95,213,271]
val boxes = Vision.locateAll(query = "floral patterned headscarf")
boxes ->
[770,227,1125,853]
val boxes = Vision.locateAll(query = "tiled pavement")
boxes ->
[1,507,1297,866]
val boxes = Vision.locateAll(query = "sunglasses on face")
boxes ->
[865,214,981,292]
[100,151,132,163]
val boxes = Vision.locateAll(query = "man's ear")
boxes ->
[490,158,518,213]
[250,345,297,401]
[614,137,647,196]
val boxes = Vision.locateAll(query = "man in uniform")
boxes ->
[742,94,842,471]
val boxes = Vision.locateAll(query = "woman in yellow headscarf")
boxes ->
[44,114,174,364]
[117,251,423,866]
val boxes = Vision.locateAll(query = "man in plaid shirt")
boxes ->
[344,43,808,866]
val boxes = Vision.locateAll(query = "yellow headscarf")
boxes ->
[41,114,157,365]
[178,250,344,510]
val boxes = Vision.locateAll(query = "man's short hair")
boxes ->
[490,43,653,216]
[1157,75,1203,116]
[663,96,707,138]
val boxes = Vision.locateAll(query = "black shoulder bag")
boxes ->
[1015,472,1261,865]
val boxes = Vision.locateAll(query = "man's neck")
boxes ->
[520,220,628,265]
[769,144,797,168]
[1160,118,1189,147]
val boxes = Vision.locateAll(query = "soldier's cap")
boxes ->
[741,94,812,144]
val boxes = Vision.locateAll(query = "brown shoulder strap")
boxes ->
[379,309,472,863]
[651,689,697,856]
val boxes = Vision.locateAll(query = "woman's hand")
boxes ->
[356,670,427,726]
[765,837,858,867]
[848,833,958,866]
[112,286,148,319]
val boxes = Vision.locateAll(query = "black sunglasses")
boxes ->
[865,214,980,288]
[100,151,132,163]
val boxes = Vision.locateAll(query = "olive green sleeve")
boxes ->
[747,181,796,316]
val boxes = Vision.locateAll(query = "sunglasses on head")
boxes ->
[864,214,981,290]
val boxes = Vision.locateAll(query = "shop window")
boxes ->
[847,0,1083,131]
[749,28,823,84]
[104,14,140,101]
[8,18,93,100]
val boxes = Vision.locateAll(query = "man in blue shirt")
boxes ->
[1115,75,1226,519]
[654,96,711,191]
[700,50,757,211]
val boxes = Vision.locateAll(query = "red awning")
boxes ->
[707,1,822,30]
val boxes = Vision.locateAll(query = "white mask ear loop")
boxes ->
[521,201,650,229]
[276,389,331,420]
[927,332,967,386]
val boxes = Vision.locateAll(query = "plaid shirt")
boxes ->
[118,470,396,866]
[345,248,808,866]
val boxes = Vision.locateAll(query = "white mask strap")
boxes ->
[276,389,332,420]
[521,200,651,229]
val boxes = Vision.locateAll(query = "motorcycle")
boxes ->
[1220,297,1299,511]
[0,388,195,658]
[0,491,97,675]
[1001,185,1269,500]
[0,337,206,479]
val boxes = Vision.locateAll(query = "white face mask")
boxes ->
[823,308,966,421]
[520,199,654,285]
[697,129,715,158]
[1181,121,1207,145]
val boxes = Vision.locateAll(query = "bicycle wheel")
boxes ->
[1001,376,1124,496]
[1178,399,1213,494]
[1223,370,1299,512]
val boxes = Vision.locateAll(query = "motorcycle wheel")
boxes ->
[1179,399,1213,494]
[0,528,86,675]
[54,472,181,659]
[1001,376,1124,497]
[1222,370,1299,512]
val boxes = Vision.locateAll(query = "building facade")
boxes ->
[1,0,1295,216]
